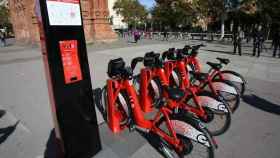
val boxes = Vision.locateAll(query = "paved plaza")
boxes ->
[0,39,280,158]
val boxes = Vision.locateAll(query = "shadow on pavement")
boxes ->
[44,129,64,158]
[202,49,234,55]
[0,110,6,119]
[127,40,137,44]
[202,48,275,58]
[0,121,19,145]
[243,94,280,115]
[137,130,166,157]
[93,88,107,121]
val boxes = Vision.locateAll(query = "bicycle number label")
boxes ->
[171,120,210,147]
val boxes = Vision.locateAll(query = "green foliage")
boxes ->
[152,0,280,31]
[256,0,280,24]
[113,0,148,28]
[0,5,9,27]
[152,0,195,29]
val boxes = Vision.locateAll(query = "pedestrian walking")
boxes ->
[119,29,124,38]
[272,27,280,58]
[252,25,264,57]
[0,29,6,47]
[162,27,169,41]
[233,26,245,56]
[133,29,140,43]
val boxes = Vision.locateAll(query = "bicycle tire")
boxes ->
[133,75,163,107]
[212,70,246,97]
[201,79,240,113]
[101,86,132,127]
[195,91,232,136]
[156,112,215,158]
[169,68,183,88]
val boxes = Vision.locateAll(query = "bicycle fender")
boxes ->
[197,96,229,113]
[170,120,210,147]
[222,73,243,83]
[212,82,238,95]
[118,93,129,116]
[171,70,180,87]
[151,79,161,98]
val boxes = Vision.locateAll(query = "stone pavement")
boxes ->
[0,39,280,158]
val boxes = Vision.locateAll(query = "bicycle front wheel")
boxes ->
[213,70,246,97]
[195,91,232,136]
[156,113,215,158]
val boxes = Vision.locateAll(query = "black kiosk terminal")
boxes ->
[36,0,102,158]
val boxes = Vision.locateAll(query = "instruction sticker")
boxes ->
[46,0,82,26]
[59,40,83,84]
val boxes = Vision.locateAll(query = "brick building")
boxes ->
[8,0,117,44]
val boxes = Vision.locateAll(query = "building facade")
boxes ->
[8,0,117,44]
[107,0,127,30]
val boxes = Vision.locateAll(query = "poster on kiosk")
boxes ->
[36,0,102,158]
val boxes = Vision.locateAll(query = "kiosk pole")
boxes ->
[35,0,102,157]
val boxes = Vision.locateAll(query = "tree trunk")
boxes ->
[220,13,225,40]
[266,24,270,40]
[230,20,234,32]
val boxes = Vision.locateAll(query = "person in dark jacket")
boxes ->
[252,25,264,57]
[163,30,168,41]
[233,26,245,56]
[272,28,280,58]
[0,29,6,47]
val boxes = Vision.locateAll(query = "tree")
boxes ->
[256,0,280,24]
[152,0,194,31]
[0,5,9,27]
[113,0,148,29]
[193,0,246,39]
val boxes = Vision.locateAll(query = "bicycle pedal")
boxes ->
[128,119,136,132]
[129,124,136,132]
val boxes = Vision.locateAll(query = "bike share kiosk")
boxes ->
[36,0,101,157]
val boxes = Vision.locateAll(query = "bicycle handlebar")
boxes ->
[131,57,144,72]
[121,67,133,79]
[182,44,206,56]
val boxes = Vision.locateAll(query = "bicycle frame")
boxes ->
[139,67,173,112]
[160,51,232,115]
[187,46,245,84]
[188,55,225,80]
[164,60,214,118]
[186,56,240,95]
[137,59,212,120]
[106,77,183,149]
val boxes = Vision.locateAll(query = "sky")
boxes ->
[139,0,156,9]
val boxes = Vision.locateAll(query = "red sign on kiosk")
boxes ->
[59,40,83,84]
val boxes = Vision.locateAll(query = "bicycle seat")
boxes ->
[190,71,208,81]
[216,57,230,65]
[166,87,185,101]
[108,58,125,78]
[144,52,156,67]
[206,62,222,70]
